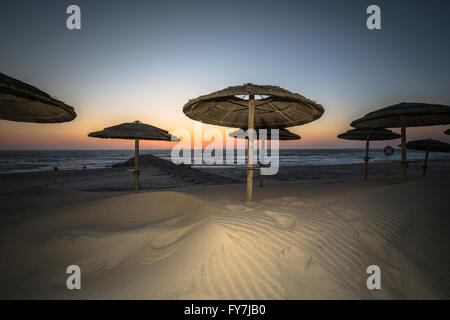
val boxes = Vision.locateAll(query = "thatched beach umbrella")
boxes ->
[183,83,324,201]
[337,128,400,180]
[229,128,301,140]
[445,129,450,135]
[88,121,178,193]
[404,139,450,176]
[0,72,76,123]
[229,128,301,186]
[351,102,450,183]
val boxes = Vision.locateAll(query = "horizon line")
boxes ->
[0,147,403,151]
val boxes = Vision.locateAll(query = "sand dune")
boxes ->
[0,178,449,299]
[0,185,116,221]
[0,157,237,195]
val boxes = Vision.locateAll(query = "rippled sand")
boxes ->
[0,177,449,299]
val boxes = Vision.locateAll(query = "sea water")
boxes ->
[0,149,448,174]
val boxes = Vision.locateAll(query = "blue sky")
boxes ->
[0,0,449,149]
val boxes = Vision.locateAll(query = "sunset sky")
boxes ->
[1,0,449,149]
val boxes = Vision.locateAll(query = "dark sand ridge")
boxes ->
[1,155,448,197]
[0,154,237,194]
[0,154,236,218]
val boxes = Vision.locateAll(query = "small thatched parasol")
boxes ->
[445,129,450,135]
[229,128,301,140]
[88,121,178,193]
[183,83,324,201]
[229,128,301,186]
[0,72,76,123]
[403,139,450,176]
[338,128,400,180]
[351,102,450,182]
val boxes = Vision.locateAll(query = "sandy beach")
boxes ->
[1,157,449,299]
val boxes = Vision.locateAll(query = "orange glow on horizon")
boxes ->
[1,111,449,149]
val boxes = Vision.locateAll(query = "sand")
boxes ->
[1,165,449,299]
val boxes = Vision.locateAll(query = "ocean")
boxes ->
[0,148,449,174]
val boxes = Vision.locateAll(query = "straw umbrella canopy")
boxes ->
[445,129,450,135]
[229,128,301,140]
[183,83,324,201]
[351,102,450,183]
[0,72,76,123]
[403,139,450,176]
[230,128,301,187]
[88,120,178,193]
[337,128,400,180]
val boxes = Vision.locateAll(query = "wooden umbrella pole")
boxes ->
[423,151,429,176]
[364,138,369,180]
[401,125,407,183]
[135,139,139,193]
[260,135,265,187]
[247,95,255,201]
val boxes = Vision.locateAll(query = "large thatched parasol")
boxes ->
[351,102,450,183]
[183,83,324,201]
[404,139,450,176]
[445,129,450,135]
[0,72,76,123]
[88,121,178,193]
[229,128,301,186]
[337,128,400,180]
